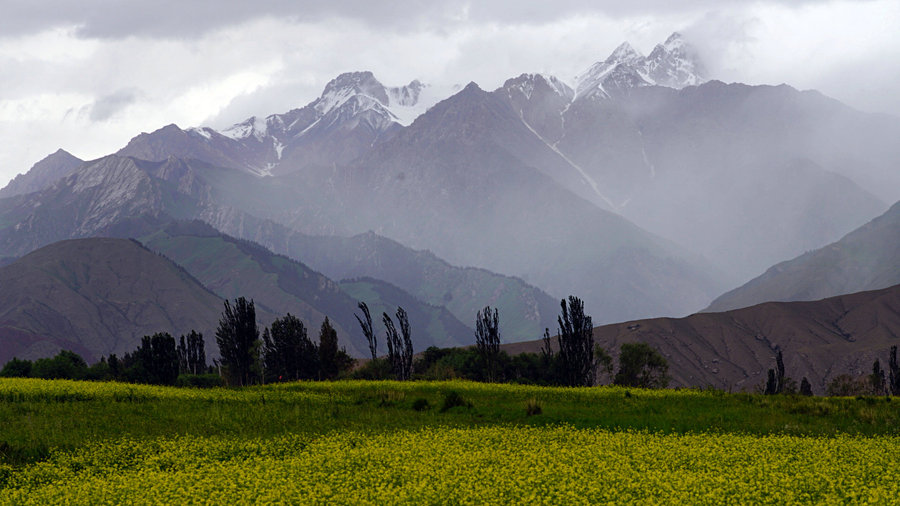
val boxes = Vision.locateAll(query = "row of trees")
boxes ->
[216,297,354,386]
[0,331,211,385]
[352,295,669,388]
[0,294,669,389]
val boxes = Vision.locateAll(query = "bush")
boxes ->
[350,358,393,380]
[827,374,871,397]
[175,374,225,389]
[614,342,669,389]
[31,350,88,380]
[525,398,542,416]
[0,357,32,378]
[440,391,471,412]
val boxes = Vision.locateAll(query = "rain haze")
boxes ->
[1,0,899,185]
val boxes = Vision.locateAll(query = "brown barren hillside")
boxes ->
[0,238,224,364]
[504,284,900,394]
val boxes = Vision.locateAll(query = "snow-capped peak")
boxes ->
[222,116,269,141]
[645,32,705,88]
[504,73,574,102]
[606,42,644,65]
[575,32,706,100]
[316,71,390,116]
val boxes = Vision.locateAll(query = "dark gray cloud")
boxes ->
[87,89,139,121]
[1,0,835,39]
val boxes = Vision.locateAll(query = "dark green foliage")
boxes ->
[174,374,225,388]
[475,306,501,382]
[355,301,377,360]
[614,342,670,389]
[411,398,430,411]
[800,377,813,396]
[827,374,871,396]
[107,354,120,379]
[85,358,112,381]
[556,296,596,387]
[765,349,786,395]
[765,370,778,395]
[890,346,900,396]
[136,333,180,386]
[215,297,261,386]
[871,359,886,395]
[317,317,340,380]
[439,390,471,412]
[0,357,32,378]
[263,314,317,382]
[351,357,394,380]
[32,350,88,380]
[540,327,553,359]
[383,307,413,381]
[177,331,206,376]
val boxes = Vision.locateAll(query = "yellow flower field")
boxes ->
[3,426,898,504]
[1,378,898,504]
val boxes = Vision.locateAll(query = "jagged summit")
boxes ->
[645,32,706,88]
[575,32,706,100]
[502,73,574,102]
[605,42,643,65]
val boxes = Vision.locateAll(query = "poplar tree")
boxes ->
[215,297,261,386]
[475,306,501,382]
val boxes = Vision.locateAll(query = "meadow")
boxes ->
[1,378,899,503]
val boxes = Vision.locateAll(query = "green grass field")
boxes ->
[2,379,899,503]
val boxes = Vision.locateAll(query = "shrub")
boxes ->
[525,398,542,416]
[440,391,471,412]
[0,357,32,378]
[175,374,225,389]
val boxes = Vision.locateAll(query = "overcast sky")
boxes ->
[1,0,898,186]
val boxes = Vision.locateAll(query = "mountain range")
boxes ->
[1,31,899,380]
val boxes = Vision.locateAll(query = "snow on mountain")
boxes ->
[507,73,574,102]
[221,116,270,141]
[575,32,705,100]
[645,32,706,88]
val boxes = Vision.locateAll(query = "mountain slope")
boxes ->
[707,200,900,312]
[138,220,471,356]
[281,231,560,343]
[0,238,224,364]
[0,149,83,199]
[505,283,900,394]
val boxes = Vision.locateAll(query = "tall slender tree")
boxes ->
[138,332,179,385]
[871,359,887,395]
[177,330,206,375]
[475,306,501,382]
[383,307,413,380]
[355,302,377,360]
[556,296,596,387]
[215,297,261,386]
[765,349,786,395]
[889,346,900,396]
[318,317,340,380]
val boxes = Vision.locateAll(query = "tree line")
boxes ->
[352,296,670,388]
